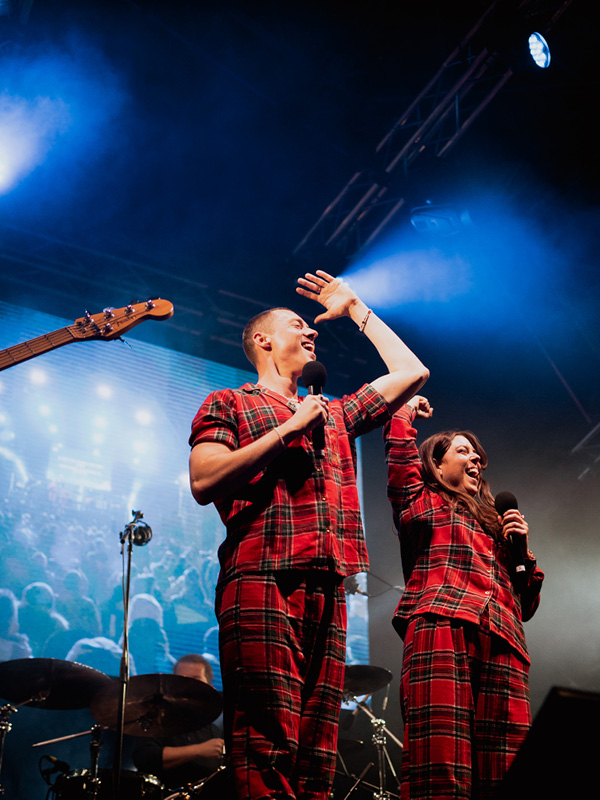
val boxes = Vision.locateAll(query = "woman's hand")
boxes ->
[499,509,529,550]
[407,395,433,419]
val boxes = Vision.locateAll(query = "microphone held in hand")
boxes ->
[301,360,327,451]
[494,491,527,578]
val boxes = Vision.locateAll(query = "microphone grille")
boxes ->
[494,491,519,515]
[301,360,327,389]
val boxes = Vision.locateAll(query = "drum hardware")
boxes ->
[51,769,163,800]
[341,664,401,800]
[0,701,17,796]
[33,724,106,800]
[90,673,222,738]
[0,658,111,710]
[343,665,393,698]
[0,657,111,796]
[162,764,227,800]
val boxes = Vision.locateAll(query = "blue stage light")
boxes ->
[528,32,551,69]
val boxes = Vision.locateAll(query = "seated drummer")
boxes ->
[132,653,224,790]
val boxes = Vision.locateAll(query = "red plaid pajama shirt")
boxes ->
[190,382,390,800]
[385,406,544,800]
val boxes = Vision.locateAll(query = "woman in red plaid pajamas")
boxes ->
[385,395,544,800]
[189,271,429,800]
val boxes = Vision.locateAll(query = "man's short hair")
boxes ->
[174,653,214,684]
[242,307,291,368]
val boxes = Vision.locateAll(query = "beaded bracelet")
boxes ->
[359,308,372,333]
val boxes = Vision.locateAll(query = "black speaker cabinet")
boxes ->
[496,686,600,798]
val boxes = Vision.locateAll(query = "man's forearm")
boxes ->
[346,301,429,413]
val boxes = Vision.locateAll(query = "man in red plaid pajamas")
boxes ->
[189,270,429,800]
[385,396,544,800]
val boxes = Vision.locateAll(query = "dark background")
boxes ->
[1,0,599,792]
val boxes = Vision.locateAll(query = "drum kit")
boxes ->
[0,658,401,800]
[0,658,222,799]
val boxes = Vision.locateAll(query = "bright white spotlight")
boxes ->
[96,384,113,399]
[0,94,71,195]
[134,409,153,426]
[29,368,48,385]
[528,32,551,69]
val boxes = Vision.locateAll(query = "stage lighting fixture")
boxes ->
[528,32,551,69]
[410,204,471,236]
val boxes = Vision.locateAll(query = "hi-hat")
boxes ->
[343,665,392,696]
[90,673,222,737]
[0,658,111,710]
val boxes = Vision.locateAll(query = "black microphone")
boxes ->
[494,491,527,578]
[301,360,327,451]
[46,756,71,774]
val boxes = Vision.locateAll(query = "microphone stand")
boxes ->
[113,510,152,800]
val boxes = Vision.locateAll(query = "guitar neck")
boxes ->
[0,327,77,371]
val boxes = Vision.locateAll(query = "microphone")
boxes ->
[45,756,71,774]
[494,491,527,578]
[301,360,327,451]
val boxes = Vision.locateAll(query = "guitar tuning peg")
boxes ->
[103,308,115,319]
[145,300,156,310]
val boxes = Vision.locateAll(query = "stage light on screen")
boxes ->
[134,408,154,426]
[29,367,48,385]
[39,404,52,417]
[96,383,114,399]
[528,32,551,68]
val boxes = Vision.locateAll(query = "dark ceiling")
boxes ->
[1,0,599,465]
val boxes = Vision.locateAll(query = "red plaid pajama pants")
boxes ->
[400,612,531,800]
[216,571,347,800]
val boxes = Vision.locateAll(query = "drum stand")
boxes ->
[33,723,106,799]
[1,690,52,796]
[0,701,17,796]
[163,764,227,800]
[342,692,402,800]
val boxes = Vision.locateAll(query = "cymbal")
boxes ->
[343,664,392,696]
[90,673,222,737]
[0,658,112,710]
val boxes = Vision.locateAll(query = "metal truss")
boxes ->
[0,222,375,387]
[294,0,575,262]
[571,422,600,481]
[0,221,234,338]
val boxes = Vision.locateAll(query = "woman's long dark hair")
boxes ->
[419,429,501,539]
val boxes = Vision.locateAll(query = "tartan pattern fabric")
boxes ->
[216,571,347,800]
[400,613,532,800]
[190,382,389,579]
[385,406,544,662]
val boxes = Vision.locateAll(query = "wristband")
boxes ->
[359,308,372,333]
[274,428,286,450]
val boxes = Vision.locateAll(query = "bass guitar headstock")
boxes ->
[69,298,174,341]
